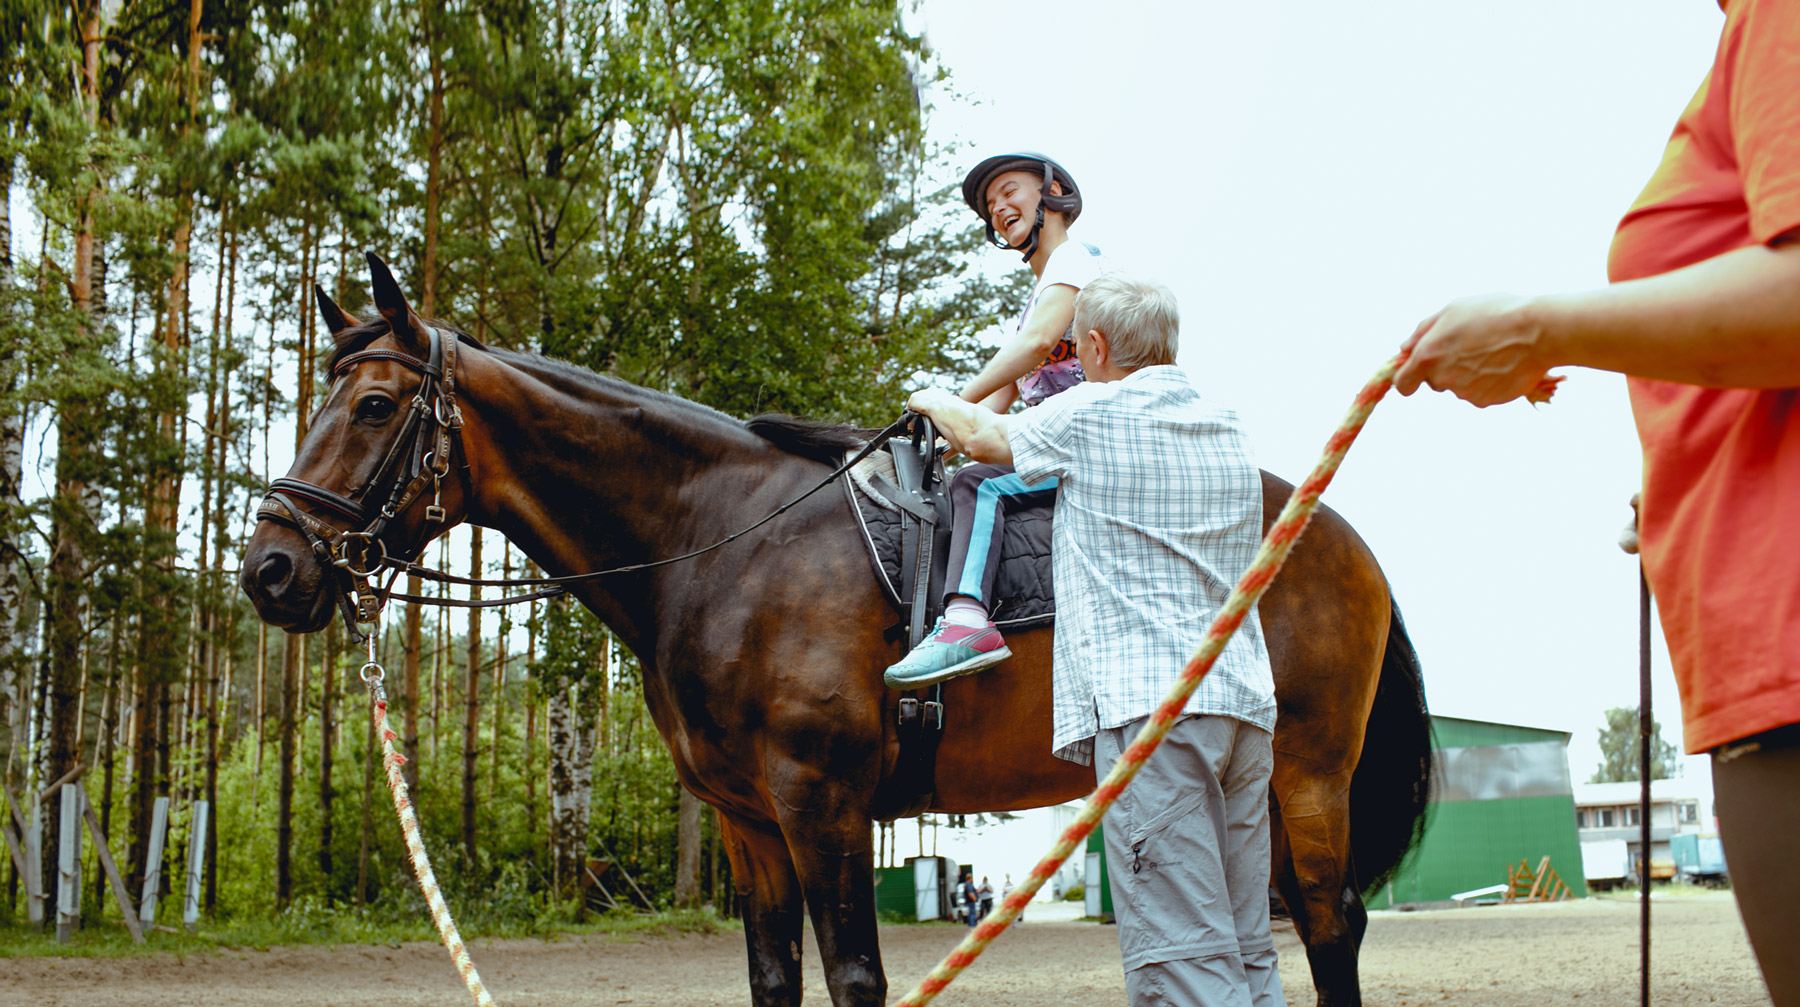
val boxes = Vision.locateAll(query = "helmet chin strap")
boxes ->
[986,160,1057,264]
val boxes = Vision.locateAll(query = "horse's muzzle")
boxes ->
[241,527,337,633]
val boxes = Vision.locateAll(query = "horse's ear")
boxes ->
[366,251,429,356]
[316,285,360,347]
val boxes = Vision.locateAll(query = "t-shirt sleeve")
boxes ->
[1038,243,1104,294]
[1009,383,1096,486]
[1728,0,1800,243]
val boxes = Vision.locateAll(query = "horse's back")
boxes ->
[925,471,1393,812]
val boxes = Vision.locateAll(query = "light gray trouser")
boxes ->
[1096,715,1285,1007]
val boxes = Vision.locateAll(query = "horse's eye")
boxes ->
[355,395,396,422]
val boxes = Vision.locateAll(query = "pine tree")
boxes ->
[1590,706,1680,784]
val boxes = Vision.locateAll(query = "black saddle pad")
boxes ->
[844,454,1055,630]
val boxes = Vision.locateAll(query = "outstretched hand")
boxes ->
[1393,294,1563,406]
[907,388,970,457]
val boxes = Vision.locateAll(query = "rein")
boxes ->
[384,410,919,607]
[257,324,921,638]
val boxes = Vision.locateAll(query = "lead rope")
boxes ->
[360,626,497,1007]
[894,350,1556,1007]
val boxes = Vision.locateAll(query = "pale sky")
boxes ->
[908,0,1727,799]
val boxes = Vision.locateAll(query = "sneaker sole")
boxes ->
[884,645,1014,689]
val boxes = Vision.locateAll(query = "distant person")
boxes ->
[959,872,980,929]
[978,876,995,923]
[885,151,1111,688]
[908,274,1284,1005]
[1002,873,1021,924]
[1393,3,1799,1002]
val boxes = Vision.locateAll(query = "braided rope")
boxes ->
[366,674,497,1007]
[892,351,1416,1007]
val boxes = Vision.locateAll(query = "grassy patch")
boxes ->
[0,906,737,958]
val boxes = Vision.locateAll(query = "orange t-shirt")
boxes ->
[1607,0,1800,753]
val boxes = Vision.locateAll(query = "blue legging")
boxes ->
[945,463,1058,606]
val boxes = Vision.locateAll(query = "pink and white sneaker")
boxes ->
[883,618,1013,688]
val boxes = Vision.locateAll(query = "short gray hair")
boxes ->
[1072,274,1179,369]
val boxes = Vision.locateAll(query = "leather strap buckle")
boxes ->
[897,697,919,726]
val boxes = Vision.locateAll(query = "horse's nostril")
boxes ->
[257,553,293,590]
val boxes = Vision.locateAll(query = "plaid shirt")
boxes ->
[1010,365,1276,765]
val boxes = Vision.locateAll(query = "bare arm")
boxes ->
[906,388,1014,465]
[1394,239,1800,406]
[959,284,1077,406]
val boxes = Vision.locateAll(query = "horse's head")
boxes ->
[241,252,472,634]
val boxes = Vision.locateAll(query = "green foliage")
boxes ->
[1589,705,1679,783]
[3,0,1009,936]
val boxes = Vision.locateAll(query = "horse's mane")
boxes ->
[325,316,870,465]
[745,414,870,465]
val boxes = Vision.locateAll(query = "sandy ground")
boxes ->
[2,893,1770,1007]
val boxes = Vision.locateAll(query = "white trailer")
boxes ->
[1581,838,1632,890]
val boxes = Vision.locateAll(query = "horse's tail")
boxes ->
[1350,591,1434,895]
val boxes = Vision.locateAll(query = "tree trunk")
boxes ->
[252,622,266,805]
[278,213,318,907]
[204,210,236,917]
[46,3,108,922]
[524,587,538,840]
[423,0,444,316]
[461,529,482,868]
[0,124,22,721]
[319,627,337,900]
[127,653,155,899]
[92,632,116,910]
[489,548,509,802]
[401,588,422,792]
[675,787,702,907]
[276,632,299,909]
[545,673,595,903]
[432,534,446,762]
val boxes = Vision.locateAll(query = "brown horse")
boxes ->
[241,256,1429,1007]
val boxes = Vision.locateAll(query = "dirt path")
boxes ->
[3,894,1769,1006]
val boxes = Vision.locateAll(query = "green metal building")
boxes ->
[1367,715,1587,908]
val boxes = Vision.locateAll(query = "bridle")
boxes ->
[257,322,924,644]
[256,324,469,643]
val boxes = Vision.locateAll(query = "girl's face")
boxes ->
[985,169,1053,247]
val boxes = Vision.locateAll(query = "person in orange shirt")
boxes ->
[1393,2,1800,1001]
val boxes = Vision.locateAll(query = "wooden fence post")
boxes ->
[139,795,169,926]
[75,781,144,944]
[182,800,208,931]
[57,783,83,941]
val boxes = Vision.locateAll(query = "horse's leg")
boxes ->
[1270,768,1361,1007]
[720,814,808,1007]
[760,755,886,1007]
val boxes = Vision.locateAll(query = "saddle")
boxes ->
[845,421,1057,821]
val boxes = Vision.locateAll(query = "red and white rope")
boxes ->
[365,672,497,1007]
[894,350,1458,1007]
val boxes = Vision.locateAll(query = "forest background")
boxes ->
[0,0,1019,943]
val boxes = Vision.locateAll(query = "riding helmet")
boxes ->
[961,152,1083,262]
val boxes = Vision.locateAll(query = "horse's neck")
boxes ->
[457,353,777,655]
